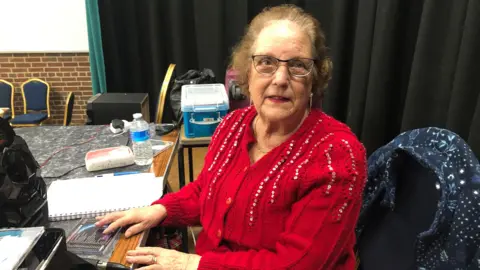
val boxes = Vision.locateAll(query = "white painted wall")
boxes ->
[0,0,89,52]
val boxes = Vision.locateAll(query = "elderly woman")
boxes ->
[96,5,366,270]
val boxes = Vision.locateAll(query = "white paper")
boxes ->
[0,227,44,270]
[0,236,32,270]
[47,173,164,220]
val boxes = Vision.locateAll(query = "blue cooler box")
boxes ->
[181,83,229,138]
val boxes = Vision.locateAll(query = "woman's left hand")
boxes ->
[126,247,201,270]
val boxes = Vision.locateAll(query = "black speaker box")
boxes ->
[86,93,150,125]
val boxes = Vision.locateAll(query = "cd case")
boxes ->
[66,217,120,258]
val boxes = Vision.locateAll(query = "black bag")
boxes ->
[0,117,48,227]
[169,69,216,125]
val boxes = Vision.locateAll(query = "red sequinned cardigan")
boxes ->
[152,106,367,269]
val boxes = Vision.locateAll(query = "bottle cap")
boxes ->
[133,113,142,119]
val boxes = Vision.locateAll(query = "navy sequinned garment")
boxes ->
[357,127,480,269]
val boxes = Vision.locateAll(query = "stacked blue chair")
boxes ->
[11,78,50,126]
[0,79,15,121]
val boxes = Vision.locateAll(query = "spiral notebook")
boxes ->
[47,173,164,221]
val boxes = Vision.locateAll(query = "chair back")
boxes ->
[0,80,14,116]
[156,63,176,123]
[21,78,50,116]
[63,92,75,126]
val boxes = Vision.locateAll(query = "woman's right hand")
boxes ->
[95,204,167,238]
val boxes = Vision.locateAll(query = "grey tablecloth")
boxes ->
[14,125,152,186]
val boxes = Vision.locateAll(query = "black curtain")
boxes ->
[98,0,480,157]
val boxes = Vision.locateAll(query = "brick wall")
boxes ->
[0,52,92,125]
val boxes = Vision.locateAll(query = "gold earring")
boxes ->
[309,93,313,109]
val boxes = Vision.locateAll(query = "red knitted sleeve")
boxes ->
[198,134,367,270]
[150,169,207,227]
[150,110,239,227]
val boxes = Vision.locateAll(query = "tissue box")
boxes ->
[85,146,134,172]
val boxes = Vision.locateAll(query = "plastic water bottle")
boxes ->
[130,113,153,165]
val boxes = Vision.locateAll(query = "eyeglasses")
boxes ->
[252,55,316,77]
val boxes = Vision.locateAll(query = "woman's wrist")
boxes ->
[151,204,167,223]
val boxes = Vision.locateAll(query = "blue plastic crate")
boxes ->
[181,84,229,138]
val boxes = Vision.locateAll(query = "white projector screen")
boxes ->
[0,0,89,53]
